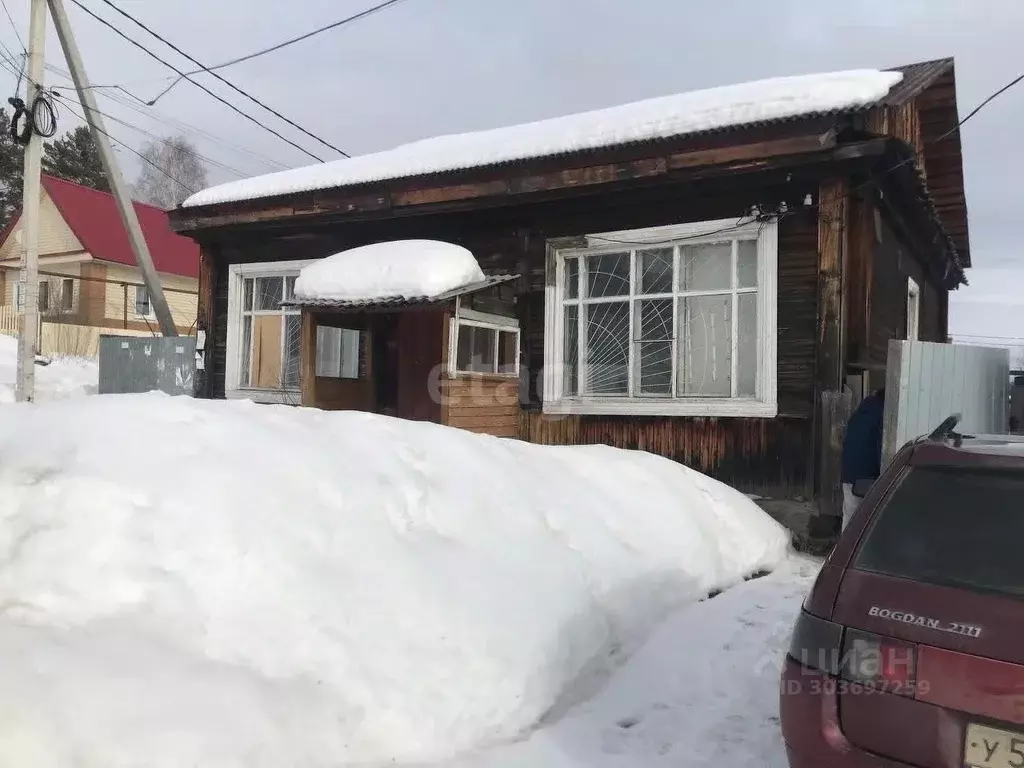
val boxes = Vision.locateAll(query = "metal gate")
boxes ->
[882,339,1009,463]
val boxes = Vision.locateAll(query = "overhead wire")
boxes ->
[74,0,349,159]
[148,0,412,104]
[67,0,333,162]
[42,61,290,171]
[58,96,199,195]
[0,0,24,53]
[49,90,249,178]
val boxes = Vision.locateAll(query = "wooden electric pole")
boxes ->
[14,0,47,402]
[47,0,178,337]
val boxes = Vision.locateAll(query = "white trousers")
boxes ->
[841,483,860,531]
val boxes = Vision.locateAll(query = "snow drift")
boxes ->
[0,334,97,403]
[0,394,789,766]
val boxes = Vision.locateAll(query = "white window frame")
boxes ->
[543,218,778,418]
[226,260,314,404]
[134,284,154,319]
[448,303,520,377]
[906,277,920,341]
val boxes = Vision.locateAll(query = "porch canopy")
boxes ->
[283,239,519,419]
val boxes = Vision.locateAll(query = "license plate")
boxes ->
[965,723,1024,768]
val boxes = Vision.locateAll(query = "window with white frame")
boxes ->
[544,219,778,417]
[452,308,520,376]
[135,285,152,317]
[227,262,366,400]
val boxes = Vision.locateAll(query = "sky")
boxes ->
[0,0,1020,358]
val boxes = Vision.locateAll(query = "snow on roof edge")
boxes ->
[183,68,903,210]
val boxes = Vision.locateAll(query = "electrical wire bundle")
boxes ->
[8,87,57,145]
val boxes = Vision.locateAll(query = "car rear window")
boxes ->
[855,466,1024,598]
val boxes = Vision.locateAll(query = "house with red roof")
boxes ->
[0,175,199,335]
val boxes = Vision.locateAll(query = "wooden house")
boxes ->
[169,59,969,535]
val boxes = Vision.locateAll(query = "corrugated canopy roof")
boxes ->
[283,273,519,311]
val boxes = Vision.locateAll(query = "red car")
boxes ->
[781,415,1024,768]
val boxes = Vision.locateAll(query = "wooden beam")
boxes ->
[171,134,839,232]
[195,246,216,398]
[299,309,316,407]
[816,178,849,522]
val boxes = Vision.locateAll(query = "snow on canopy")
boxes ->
[182,69,903,209]
[0,393,789,765]
[292,239,486,303]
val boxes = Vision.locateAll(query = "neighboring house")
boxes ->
[0,174,199,334]
[169,59,969,532]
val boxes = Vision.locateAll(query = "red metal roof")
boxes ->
[16,175,200,278]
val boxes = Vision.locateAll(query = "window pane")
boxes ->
[678,294,731,397]
[736,292,757,397]
[585,252,630,298]
[564,258,579,300]
[737,240,757,288]
[563,305,578,396]
[855,468,1024,598]
[584,301,629,395]
[636,298,673,395]
[240,315,252,387]
[316,327,361,379]
[61,278,74,311]
[680,242,731,292]
[134,285,150,315]
[284,276,296,302]
[283,314,301,388]
[254,276,283,311]
[38,281,49,312]
[498,330,518,374]
[638,248,673,295]
[243,278,254,311]
[456,325,496,373]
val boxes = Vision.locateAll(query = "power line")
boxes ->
[149,0,412,104]
[67,0,331,163]
[76,0,349,159]
[59,97,199,196]
[50,90,248,178]
[43,60,290,171]
[0,0,24,53]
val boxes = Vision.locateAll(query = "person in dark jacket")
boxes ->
[841,388,885,530]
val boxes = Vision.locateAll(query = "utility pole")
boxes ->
[47,0,177,337]
[14,0,47,402]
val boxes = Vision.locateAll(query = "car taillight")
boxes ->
[840,628,917,696]
[787,610,843,676]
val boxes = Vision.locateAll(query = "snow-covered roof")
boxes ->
[182,69,903,209]
[292,239,487,304]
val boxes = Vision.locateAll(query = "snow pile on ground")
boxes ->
[183,69,902,208]
[0,334,97,403]
[457,556,819,768]
[0,394,788,767]
[293,239,486,302]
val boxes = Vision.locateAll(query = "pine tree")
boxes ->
[42,125,109,191]
[0,108,25,228]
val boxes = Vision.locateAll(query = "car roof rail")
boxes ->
[927,413,972,447]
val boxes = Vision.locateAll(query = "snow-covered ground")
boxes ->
[451,557,817,768]
[0,334,98,402]
[0,393,794,767]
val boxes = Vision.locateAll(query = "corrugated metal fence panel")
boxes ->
[883,340,1009,462]
[98,335,197,396]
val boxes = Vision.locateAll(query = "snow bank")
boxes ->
[0,334,97,402]
[293,239,486,302]
[0,394,788,766]
[183,69,902,208]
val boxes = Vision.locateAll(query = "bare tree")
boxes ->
[133,135,208,210]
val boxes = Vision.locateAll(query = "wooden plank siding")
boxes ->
[442,375,519,437]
